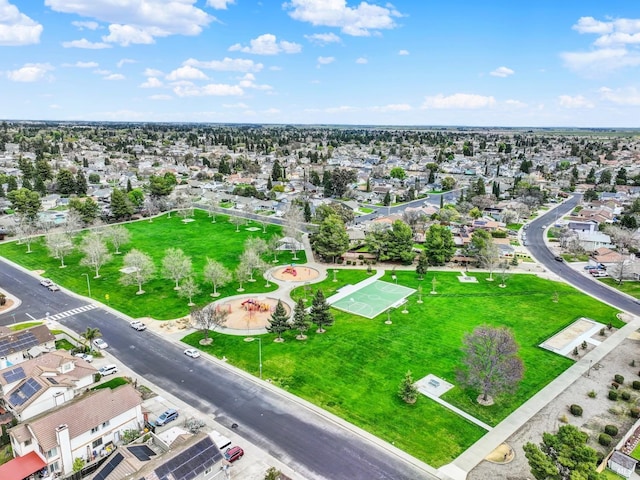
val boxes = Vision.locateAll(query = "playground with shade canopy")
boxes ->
[216,295,291,330]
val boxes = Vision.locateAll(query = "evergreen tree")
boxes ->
[416,250,429,280]
[21,178,32,191]
[34,175,47,196]
[126,178,132,192]
[398,371,418,404]
[110,188,134,220]
[267,177,273,190]
[271,159,283,181]
[75,172,88,196]
[267,299,290,342]
[311,215,349,263]
[292,298,310,340]
[0,183,4,198]
[303,202,312,222]
[383,191,391,206]
[322,170,332,197]
[310,289,334,333]
[310,170,321,186]
[7,175,18,193]
[56,169,76,195]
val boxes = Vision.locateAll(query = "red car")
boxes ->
[224,446,244,463]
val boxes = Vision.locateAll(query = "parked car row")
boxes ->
[40,278,60,291]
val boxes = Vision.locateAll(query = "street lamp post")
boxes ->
[247,337,263,379]
[82,273,91,298]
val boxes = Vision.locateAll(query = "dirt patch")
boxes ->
[271,266,320,283]
[468,336,640,480]
[0,298,15,314]
[216,296,291,330]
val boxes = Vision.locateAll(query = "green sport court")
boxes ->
[330,280,416,319]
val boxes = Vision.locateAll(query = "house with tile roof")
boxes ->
[9,383,143,477]
[0,350,97,421]
[0,324,56,369]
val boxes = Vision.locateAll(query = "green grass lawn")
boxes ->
[290,269,372,307]
[9,322,43,331]
[600,278,640,299]
[0,210,305,319]
[0,444,12,466]
[506,223,523,231]
[183,270,621,467]
[358,207,374,214]
[55,339,75,350]
[92,377,129,390]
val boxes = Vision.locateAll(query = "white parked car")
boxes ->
[74,353,94,363]
[98,364,118,376]
[130,321,147,331]
[93,338,108,349]
[184,348,201,358]
[40,278,54,287]
[47,284,60,292]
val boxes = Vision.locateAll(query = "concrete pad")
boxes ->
[415,374,454,398]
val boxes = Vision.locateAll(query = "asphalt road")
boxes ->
[525,194,640,315]
[0,260,431,480]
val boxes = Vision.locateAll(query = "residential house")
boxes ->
[608,451,637,479]
[576,230,613,252]
[0,350,97,421]
[0,324,56,369]
[9,384,143,476]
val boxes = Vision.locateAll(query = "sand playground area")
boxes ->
[271,265,320,282]
[216,296,291,330]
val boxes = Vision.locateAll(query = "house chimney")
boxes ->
[55,424,73,476]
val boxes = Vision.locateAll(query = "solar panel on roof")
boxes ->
[2,366,25,383]
[154,437,222,480]
[0,332,39,357]
[127,445,156,462]
[93,452,124,480]
[8,378,43,406]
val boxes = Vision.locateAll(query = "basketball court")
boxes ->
[330,280,416,319]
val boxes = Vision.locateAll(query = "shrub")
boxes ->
[559,414,569,423]
[609,390,619,401]
[615,374,625,384]
[607,322,613,330]
[570,404,583,416]
[621,391,631,401]
[581,341,587,350]
[573,347,579,356]
[588,390,597,398]
[604,425,618,436]
[598,433,612,446]
[612,382,620,389]
[633,381,640,390]
[358,254,364,260]
[630,407,640,418]
[632,359,636,367]
[599,328,605,336]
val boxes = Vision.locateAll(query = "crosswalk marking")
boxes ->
[47,304,97,321]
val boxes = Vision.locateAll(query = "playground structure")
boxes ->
[241,298,272,312]
[271,265,320,282]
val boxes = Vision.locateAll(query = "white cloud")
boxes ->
[263,108,281,114]
[229,33,302,55]
[184,57,263,72]
[173,83,243,97]
[7,63,54,82]
[62,38,111,49]
[149,94,172,100]
[284,0,402,37]
[0,0,43,45]
[222,102,249,109]
[504,99,528,108]
[304,32,341,45]
[572,16,613,35]
[206,0,234,9]
[45,0,213,45]
[72,20,99,30]
[166,65,208,81]
[599,86,640,106]
[490,66,514,77]
[237,73,272,91]
[370,104,412,112]
[117,58,136,68]
[355,57,368,64]
[317,56,335,65]
[325,105,357,113]
[422,93,496,109]
[63,61,99,68]
[561,48,640,72]
[140,77,163,88]
[558,94,594,108]
[104,73,125,80]
[49,104,61,109]
[398,49,409,55]
[144,68,163,77]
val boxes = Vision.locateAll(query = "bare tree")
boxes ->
[477,240,502,281]
[178,277,200,306]
[120,249,156,295]
[45,232,74,268]
[268,235,283,263]
[162,248,193,290]
[231,215,243,232]
[15,217,38,253]
[191,304,229,343]
[63,210,84,236]
[235,262,250,292]
[283,206,304,259]
[79,232,113,278]
[144,197,160,222]
[203,258,231,297]
[176,192,192,221]
[241,237,269,282]
[458,325,524,404]
[606,225,640,284]
[104,225,131,254]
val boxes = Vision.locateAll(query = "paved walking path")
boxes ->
[420,391,493,432]
[438,314,640,480]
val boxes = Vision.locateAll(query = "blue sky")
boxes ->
[1,0,639,127]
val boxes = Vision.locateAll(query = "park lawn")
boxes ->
[600,278,640,299]
[290,269,372,307]
[183,270,620,467]
[0,210,305,320]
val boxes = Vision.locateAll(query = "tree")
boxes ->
[458,325,524,404]
[110,188,134,220]
[416,250,429,280]
[14,217,38,253]
[128,188,145,209]
[191,304,229,343]
[271,159,283,181]
[149,173,177,197]
[378,220,415,264]
[283,206,304,259]
[203,258,231,297]
[583,189,598,202]
[292,298,310,340]
[398,371,418,404]
[330,168,357,197]
[79,232,113,278]
[606,225,640,284]
[383,191,391,206]
[309,289,334,333]
[45,232,74,268]
[303,202,312,222]
[267,300,290,342]
[473,231,501,280]
[120,249,156,295]
[7,187,41,220]
[311,214,349,263]
[441,176,456,191]
[423,224,456,265]
[75,171,88,195]
[56,169,76,195]
[69,197,100,225]
[264,467,282,480]
[235,262,250,291]
[103,225,131,254]
[162,248,193,290]
[178,277,200,306]
[81,327,101,353]
[585,167,596,184]
[523,425,602,480]
[389,167,406,180]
